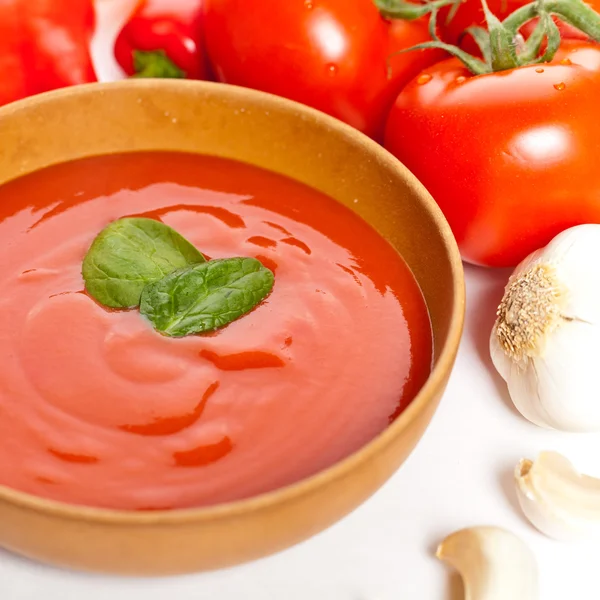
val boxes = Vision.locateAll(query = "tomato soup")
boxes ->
[0,152,432,510]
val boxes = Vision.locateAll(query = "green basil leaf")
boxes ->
[82,217,205,308]
[140,257,274,337]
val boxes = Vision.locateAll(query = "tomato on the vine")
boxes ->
[202,0,444,141]
[384,41,600,268]
[440,0,593,48]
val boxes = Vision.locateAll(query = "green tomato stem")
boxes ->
[482,0,520,70]
[393,40,491,73]
[389,5,491,74]
[465,26,494,64]
[547,0,600,39]
[533,12,562,62]
[503,0,600,40]
[501,3,539,32]
[375,0,463,20]
[518,11,549,61]
[391,0,600,77]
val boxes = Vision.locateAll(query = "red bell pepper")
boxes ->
[0,2,29,106]
[114,0,209,80]
[23,0,98,94]
[0,0,97,108]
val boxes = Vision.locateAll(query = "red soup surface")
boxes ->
[0,152,432,510]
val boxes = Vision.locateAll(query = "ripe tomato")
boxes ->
[202,0,444,141]
[384,41,600,268]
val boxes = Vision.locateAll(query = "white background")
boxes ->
[3,2,600,597]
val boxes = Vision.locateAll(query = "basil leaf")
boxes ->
[140,257,274,337]
[82,218,205,308]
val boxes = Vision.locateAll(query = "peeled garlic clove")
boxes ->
[437,526,538,600]
[516,451,600,541]
[490,224,600,431]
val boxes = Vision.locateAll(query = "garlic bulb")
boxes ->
[437,526,538,600]
[516,450,600,541]
[490,224,600,431]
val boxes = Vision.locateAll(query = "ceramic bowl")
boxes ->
[0,80,465,575]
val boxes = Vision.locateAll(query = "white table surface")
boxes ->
[4,2,600,598]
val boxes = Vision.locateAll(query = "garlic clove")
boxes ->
[490,224,600,431]
[516,451,600,541]
[437,526,538,600]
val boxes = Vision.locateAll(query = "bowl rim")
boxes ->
[0,79,465,525]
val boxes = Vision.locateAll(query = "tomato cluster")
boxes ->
[128,0,600,268]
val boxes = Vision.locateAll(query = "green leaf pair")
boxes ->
[82,218,274,337]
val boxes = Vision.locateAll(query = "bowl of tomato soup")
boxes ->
[0,81,464,575]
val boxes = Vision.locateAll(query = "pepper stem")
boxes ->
[132,50,186,79]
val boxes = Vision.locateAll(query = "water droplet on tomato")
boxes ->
[560,58,572,65]
[535,67,544,73]
[455,76,466,84]
[554,82,566,91]
[326,63,338,76]
[416,74,432,85]
[304,0,314,8]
